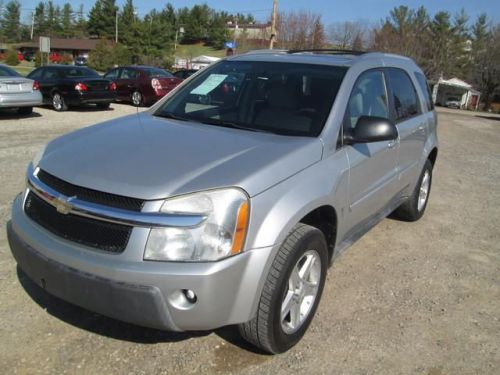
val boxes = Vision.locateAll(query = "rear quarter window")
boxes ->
[414,72,434,111]
[387,68,421,122]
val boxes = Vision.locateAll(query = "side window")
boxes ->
[387,68,420,121]
[121,68,138,79]
[414,72,434,111]
[105,69,119,79]
[43,69,59,80]
[345,70,389,129]
[28,69,43,79]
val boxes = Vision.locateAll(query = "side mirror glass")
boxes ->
[345,116,398,144]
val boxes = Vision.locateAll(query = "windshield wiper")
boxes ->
[199,118,275,134]
[154,112,190,121]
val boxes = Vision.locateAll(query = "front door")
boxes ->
[343,70,399,228]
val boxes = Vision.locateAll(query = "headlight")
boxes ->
[144,188,249,262]
[31,144,46,168]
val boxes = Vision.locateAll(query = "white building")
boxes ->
[432,77,481,110]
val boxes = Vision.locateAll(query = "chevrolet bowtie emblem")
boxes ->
[53,196,75,215]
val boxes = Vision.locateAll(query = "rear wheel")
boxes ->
[52,92,67,112]
[239,224,328,354]
[17,107,33,115]
[394,159,433,221]
[131,90,143,107]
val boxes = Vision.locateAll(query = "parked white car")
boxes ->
[0,64,42,115]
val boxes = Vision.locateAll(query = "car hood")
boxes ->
[39,113,323,200]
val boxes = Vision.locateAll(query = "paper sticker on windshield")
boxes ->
[190,74,227,95]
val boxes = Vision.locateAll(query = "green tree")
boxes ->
[61,3,74,38]
[33,2,47,37]
[74,4,87,38]
[1,0,22,42]
[87,0,117,39]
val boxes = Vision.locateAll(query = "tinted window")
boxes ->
[0,65,21,77]
[120,68,139,79]
[345,70,389,129]
[28,69,43,79]
[105,68,120,79]
[414,72,434,111]
[142,68,173,78]
[155,61,347,137]
[43,69,60,79]
[63,67,99,78]
[387,68,420,121]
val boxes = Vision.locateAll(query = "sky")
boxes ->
[18,0,500,25]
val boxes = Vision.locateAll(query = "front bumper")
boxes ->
[8,194,272,331]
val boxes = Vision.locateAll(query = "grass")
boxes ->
[175,43,227,59]
[11,65,35,76]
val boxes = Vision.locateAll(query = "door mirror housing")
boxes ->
[345,116,398,144]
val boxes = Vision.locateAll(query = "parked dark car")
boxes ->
[22,51,35,62]
[27,65,117,111]
[74,56,88,66]
[104,65,183,106]
[173,69,198,79]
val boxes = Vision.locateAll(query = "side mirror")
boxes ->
[345,116,398,144]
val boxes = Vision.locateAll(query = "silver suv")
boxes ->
[8,50,438,354]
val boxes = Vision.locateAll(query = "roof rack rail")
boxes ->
[287,49,366,56]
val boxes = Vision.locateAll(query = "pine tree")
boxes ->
[1,0,22,42]
[61,3,74,38]
[87,0,117,39]
[33,2,47,37]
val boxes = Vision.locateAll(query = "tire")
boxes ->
[17,107,33,115]
[394,159,433,221]
[51,92,67,112]
[96,102,111,110]
[239,223,328,354]
[131,90,143,107]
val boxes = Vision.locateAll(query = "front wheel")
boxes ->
[394,159,433,221]
[239,224,328,354]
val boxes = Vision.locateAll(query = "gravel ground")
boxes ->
[0,105,499,374]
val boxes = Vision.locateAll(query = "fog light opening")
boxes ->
[183,289,197,304]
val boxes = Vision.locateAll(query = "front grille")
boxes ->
[25,192,131,253]
[37,169,144,211]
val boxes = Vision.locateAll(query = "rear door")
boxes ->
[39,68,60,100]
[117,68,139,100]
[385,68,427,189]
[344,69,399,227]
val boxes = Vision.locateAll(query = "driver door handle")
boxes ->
[387,140,397,149]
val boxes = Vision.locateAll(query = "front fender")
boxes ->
[246,149,349,251]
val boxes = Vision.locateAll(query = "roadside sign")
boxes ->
[39,37,50,53]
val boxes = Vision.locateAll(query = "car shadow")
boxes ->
[475,115,500,122]
[0,109,42,119]
[16,265,265,352]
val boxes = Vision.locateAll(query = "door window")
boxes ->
[42,69,60,80]
[387,68,420,121]
[105,69,120,79]
[345,70,389,129]
[120,68,139,79]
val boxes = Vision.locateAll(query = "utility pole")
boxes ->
[30,11,35,40]
[269,0,278,49]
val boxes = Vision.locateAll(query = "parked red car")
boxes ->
[104,65,183,106]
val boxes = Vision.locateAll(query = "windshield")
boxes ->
[155,60,347,137]
[0,65,22,77]
[63,67,99,78]
[144,68,173,78]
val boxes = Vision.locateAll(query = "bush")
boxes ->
[88,40,132,72]
[34,52,42,67]
[5,49,19,66]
